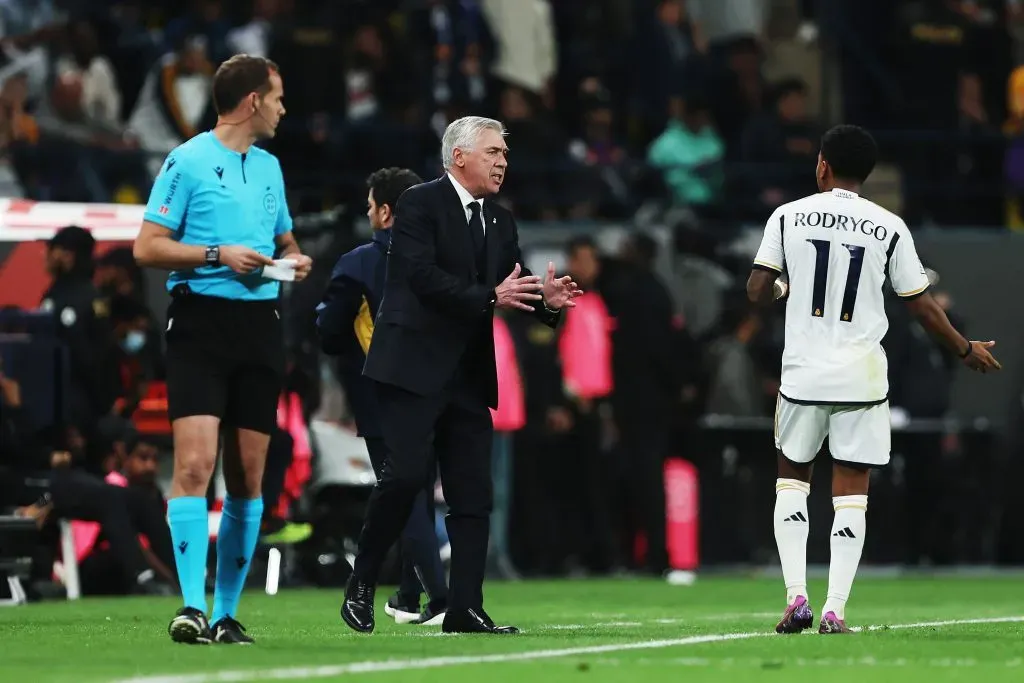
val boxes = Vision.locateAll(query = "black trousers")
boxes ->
[510,427,569,574]
[262,427,294,518]
[554,404,616,572]
[49,469,174,586]
[612,420,669,573]
[353,378,492,612]
[364,436,448,606]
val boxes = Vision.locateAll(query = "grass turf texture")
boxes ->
[2,577,1023,682]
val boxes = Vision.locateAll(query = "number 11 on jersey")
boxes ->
[806,239,866,322]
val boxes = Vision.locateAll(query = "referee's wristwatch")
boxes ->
[205,245,220,266]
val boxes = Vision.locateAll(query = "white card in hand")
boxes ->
[263,259,297,282]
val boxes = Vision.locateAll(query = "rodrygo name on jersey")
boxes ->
[753,188,930,404]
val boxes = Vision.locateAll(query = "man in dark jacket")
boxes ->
[316,167,449,626]
[39,225,114,428]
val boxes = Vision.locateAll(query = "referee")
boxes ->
[133,54,311,645]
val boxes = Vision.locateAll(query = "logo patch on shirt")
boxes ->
[214,166,224,180]
[263,192,277,215]
[163,172,181,205]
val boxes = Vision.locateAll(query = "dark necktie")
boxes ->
[467,201,486,273]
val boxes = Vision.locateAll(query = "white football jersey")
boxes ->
[753,188,930,404]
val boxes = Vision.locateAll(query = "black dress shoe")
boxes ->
[442,608,519,634]
[341,579,376,633]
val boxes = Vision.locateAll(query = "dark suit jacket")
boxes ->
[363,176,560,407]
[315,229,390,437]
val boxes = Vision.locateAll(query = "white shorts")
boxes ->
[773,395,891,468]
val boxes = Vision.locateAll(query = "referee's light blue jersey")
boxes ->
[143,131,294,301]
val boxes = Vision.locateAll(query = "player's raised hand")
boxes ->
[495,263,543,311]
[962,340,1001,373]
[219,245,275,274]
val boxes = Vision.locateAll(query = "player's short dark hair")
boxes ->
[820,124,878,184]
[212,54,279,114]
[366,167,423,212]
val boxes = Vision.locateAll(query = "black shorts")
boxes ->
[164,288,284,433]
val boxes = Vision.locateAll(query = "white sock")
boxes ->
[823,495,868,620]
[774,479,810,604]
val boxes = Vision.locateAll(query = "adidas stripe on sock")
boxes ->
[823,494,868,620]
[774,478,811,604]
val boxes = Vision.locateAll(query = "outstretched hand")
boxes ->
[495,263,543,311]
[962,340,1001,373]
[541,261,583,310]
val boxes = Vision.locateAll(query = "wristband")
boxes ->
[959,341,972,359]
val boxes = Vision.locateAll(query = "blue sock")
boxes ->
[211,496,263,624]
[166,496,210,613]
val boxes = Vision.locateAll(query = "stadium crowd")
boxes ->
[2,0,1023,598]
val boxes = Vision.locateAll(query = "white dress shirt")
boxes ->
[447,172,486,236]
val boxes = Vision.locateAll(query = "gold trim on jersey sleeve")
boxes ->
[754,260,783,272]
[896,283,929,298]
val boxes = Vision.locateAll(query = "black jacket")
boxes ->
[316,229,391,436]
[363,176,559,407]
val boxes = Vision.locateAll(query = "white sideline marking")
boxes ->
[112,616,1024,683]
[588,656,1024,669]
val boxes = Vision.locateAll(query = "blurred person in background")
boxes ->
[14,421,172,596]
[704,290,776,417]
[740,78,821,217]
[607,232,680,574]
[631,0,708,142]
[127,33,215,180]
[163,0,232,66]
[504,291,574,576]
[73,429,177,596]
[884,266,966,565]
[39,225,115,430]
[105,294,155,420]
[488,310,525,580]
[37,17,147,203]
[0,72,37,198]
[496,85,581,220]
[227,0,290,59]
[0,0,67,104]
[95,247,164,380]
[95,246,145,300]
[567,85,636,219]
[559,235,617,574]
[647,94,724,215]
[0,354,40,492]
[479,0,557,108]
[407,0,493,133]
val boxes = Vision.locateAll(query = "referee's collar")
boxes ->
[831,188,858,199]
[372,228,391,245]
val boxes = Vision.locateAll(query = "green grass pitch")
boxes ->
[2,577,1023,682]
